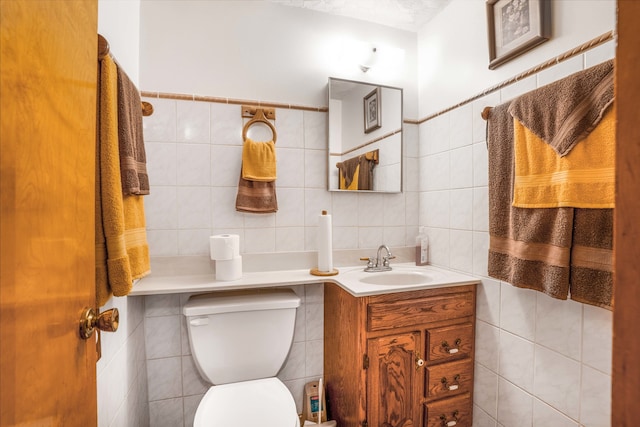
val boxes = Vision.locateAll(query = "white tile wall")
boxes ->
[97,296,148,427]
[416,42,616,427]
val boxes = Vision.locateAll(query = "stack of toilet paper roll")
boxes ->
[210,234,242,281]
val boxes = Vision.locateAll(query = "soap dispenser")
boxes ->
[415,227,429,266]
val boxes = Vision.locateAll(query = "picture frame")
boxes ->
[486,0,551,70]
[363,87,381,134]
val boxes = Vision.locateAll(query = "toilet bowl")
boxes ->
[194,378,299,426]
[183,289,301,427]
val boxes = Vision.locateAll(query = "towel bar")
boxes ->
[98,34,153,117]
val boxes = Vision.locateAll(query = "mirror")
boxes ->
[328,77,403,193]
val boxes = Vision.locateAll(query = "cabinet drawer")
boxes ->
[424,394,472,427]
[367,292,474,332]
[425,358,473,400]
[426,323,473,361]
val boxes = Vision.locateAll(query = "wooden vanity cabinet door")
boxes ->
[367,332,423,427]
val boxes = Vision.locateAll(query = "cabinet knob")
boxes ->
[440,374,461,391]
[441,338,462,354]
[439,410,459,427]
[415,352,425,369]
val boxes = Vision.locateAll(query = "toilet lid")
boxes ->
[194,378,299,427]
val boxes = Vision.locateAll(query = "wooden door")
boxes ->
[367,332,422,427]
[0,1,99,425]
[612,1,640,425]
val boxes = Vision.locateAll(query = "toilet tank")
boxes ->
[183,288,301,385]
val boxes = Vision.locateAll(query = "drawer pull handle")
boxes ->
[441,374,461,391]
[441,338,462,354]
[439,410,459,427]
[415,352,425,369]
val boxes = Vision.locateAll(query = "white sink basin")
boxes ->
[358,270,434,286]
[334,263,477,296]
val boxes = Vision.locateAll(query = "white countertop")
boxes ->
[130,262,479,297]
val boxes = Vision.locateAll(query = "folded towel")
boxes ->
[512,104,615,208]
[570,208,613,309]
[241,138,276,182]
[96,56,150,307]
[236,165,278,213]
[508,59,614,156]
[116,64,149,195]
[487,102,572,300]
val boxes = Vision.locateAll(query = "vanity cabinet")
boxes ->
[324,282,477,427]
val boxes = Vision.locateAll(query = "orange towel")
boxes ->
[513,104,615,208]
[241,138,276,181]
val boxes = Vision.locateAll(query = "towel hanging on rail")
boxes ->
[236,108,278,213]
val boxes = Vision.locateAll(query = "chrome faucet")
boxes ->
[361,245,396,272]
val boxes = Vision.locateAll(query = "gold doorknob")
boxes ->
[79,307,119,339]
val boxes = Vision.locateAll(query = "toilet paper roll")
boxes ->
[317,211,333,272]
[210,234,240,260]
[215,256,242,281]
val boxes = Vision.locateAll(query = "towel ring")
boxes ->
[242,108,277,143]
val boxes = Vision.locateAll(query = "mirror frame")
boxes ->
[327,77,403,193]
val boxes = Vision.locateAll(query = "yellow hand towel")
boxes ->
[241,138,276,182]
[512,104,615,209]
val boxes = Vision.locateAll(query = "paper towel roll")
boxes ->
[215,256,242,281]
[317,211,333,272]
[210,234,240,260]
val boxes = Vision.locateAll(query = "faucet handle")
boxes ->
[360,257,376,268]
[382,254,396,267]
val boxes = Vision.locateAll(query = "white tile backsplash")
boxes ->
[177,101,210,143]
[580,365,612,427]
[498,330,535,393]
[535,294,583,360]
[534,345,581,420]
[497,378,533,427]
[532,399,579,427]
[500,283,536,341]
[582,304,613,375]
[449,145,473,189]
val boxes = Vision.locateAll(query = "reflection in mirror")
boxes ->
[328,78,403,193]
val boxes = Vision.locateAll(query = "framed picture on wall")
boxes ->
[363,87,381,134]
[486,0,551,70]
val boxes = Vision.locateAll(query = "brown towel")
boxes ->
[117,64,149,195]
[337,156,360,190]
[235,165,278,213]
[337,151,377,191]
[508,59,614,156]
[570,209,613,309]
[487,102,572,300]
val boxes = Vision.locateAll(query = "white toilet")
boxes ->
[183,288,302,427]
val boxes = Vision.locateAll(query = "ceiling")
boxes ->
[268,0,452,32]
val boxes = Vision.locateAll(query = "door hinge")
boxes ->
[363,354,369,370]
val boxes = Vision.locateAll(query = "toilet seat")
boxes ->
[194,377,300,427]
